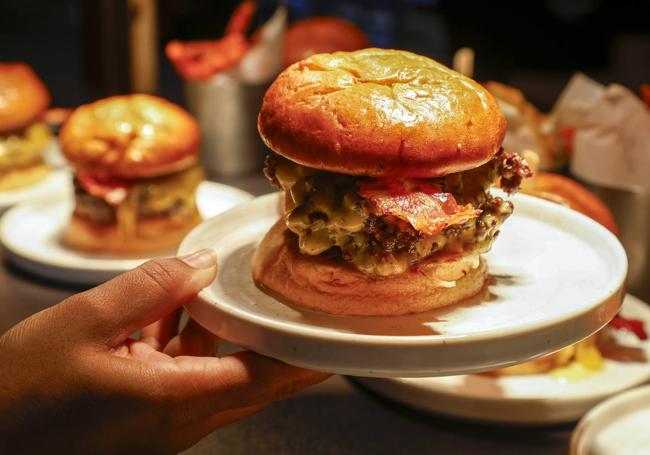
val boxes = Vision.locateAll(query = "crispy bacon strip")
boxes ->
[359,179,480,235]
[77,172,130,206]
[609,315,648,340]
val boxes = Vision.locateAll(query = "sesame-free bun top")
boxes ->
[258,48,506,178]
[0,63,50,133]
[60,94,199,179]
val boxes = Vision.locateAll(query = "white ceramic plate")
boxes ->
[359,294,650,424]
[0,181,253,286]
[178,191,627,378]
[43,138,69,170]
[571,384,650,454]
[0,169,70,214]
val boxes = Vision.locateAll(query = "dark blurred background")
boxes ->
[0,0,648,111]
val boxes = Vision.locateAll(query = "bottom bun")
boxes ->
[64,212,200,255]
[0,162,50,190]
[252,220,488,316]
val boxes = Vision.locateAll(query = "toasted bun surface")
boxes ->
[258,48,505,178]
[252,220,488,316]
[64,211,200,255]
[282,17,369,67]
[0,63,50,133]
[60,94,199,179]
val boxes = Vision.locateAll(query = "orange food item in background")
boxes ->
[531,173,618,235]
[166,34,250,81]
[641,83,650,108]
[166,1,256,81]
[225,0,257,36]
[42,107,72,127]
[282,17,369,67]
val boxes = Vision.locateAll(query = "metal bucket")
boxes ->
[184,75,270,178]
[582,180,650,302]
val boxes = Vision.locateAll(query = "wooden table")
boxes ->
[0,174,572,455]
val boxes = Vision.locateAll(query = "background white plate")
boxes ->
[0,169,70,214]
[179,191,627,378]
[359,294,650,424]
[0,181,253,286]
[571,384,650,454]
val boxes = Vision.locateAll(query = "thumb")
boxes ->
[61,249,217,347]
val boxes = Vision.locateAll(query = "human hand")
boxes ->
[0,249,330,453]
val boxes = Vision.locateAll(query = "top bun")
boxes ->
[0,63,50,133]
[258,48,506,177]
[60,94,199,179]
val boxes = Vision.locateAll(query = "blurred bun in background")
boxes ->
[0,63,50,133]
[0,63,52,190]
[282,17,369,68]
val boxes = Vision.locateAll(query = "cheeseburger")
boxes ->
[253,49,531,316]
[0,63,52,190]
[60,94,202,254]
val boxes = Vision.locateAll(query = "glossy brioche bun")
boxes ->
[63,211,200,255]
[282,17,369,67]
[258,48,505,178]
[60,94,199,179]
[0,63,50,133]
[252,220,488,316]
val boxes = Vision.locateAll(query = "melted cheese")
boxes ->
[112,165,203,238]
[494,336,605,380]
[272,156,504,276]
[0,123,51,171]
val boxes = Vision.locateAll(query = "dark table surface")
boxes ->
[0,172,573,455]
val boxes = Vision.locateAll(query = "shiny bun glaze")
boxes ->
[252,220,488,316]
[258,48,506,177]
[60,94,199,179]
[0,63,50,133]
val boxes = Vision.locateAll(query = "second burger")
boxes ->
[60,94,203,254]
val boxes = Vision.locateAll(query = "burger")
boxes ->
[0,63,52,190]
[59,94,203,254]
[252,48,531,316]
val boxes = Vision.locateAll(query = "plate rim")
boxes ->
[0,168,71,209]
[358,294,650,423]
[0,181,254,278]
[182,191,626,346]
[570,383,650,454]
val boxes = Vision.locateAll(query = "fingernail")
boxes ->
[180,248,217,269]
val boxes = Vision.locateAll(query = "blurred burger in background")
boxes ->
[282,17,369,67]
[0,63,52,190]
[60,94,203,254]
[485,81,563,171]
